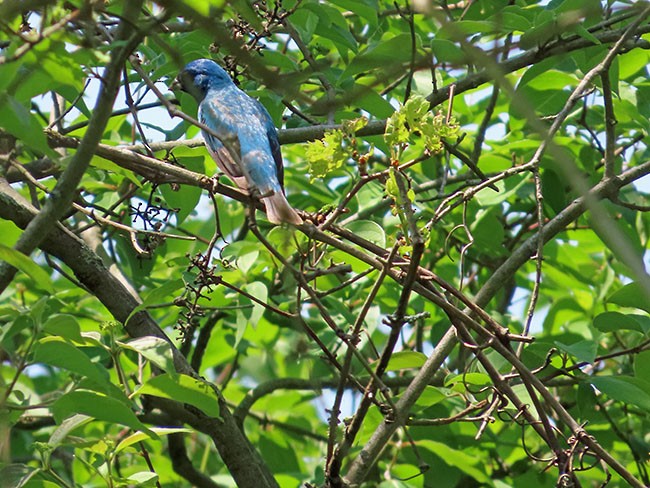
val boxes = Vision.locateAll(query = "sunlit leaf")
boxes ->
[52,390,153,436]
[135,374,221,418]
[118,336,177,375]
[344,220,386,248]
[34,337,110,388]
[0,244,53,293]
[588,376,650,410]
[384,351,427,371]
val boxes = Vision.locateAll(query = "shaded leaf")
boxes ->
[608,282,650,313]
[419,440,490,483]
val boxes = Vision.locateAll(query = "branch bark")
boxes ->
[341,160,650,486]
[0,177,279,488]
[0,1,146,294]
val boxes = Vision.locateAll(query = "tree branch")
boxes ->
[0,177,280,488]
[0,1,146,294]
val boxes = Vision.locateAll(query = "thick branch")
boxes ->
[342,161,650,485]
[0,178,279,488]
[0,1,145,294]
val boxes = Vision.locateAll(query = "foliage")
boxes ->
[384,95,459,160]
[306,116,369,180]
[0,1,649,488]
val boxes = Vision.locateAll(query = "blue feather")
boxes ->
[176,59,301,225]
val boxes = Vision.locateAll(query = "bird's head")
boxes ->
[172,59,233,101]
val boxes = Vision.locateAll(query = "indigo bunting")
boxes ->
[174,59,302,225]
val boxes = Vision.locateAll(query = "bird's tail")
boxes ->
[263,192,303,225]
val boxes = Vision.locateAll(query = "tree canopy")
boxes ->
[0,0,649,487]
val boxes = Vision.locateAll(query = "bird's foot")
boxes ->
[201,175,221,194]
[248,187,274,200]
[210,177,220,194]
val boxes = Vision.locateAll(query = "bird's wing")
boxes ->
[253,99,284,189]
[199,98,247,187]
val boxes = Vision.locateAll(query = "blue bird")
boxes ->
[175,59,302,225]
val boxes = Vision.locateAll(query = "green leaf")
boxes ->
[511,383,540,420]
[470,208,506,256]
[608,282,650,313]
[384,351,427,371]
[241,281,268,326]
[267,226,301,257]
[0,244,53,293]
[34,337,110,388]
[414,386,447,408]
[313,7,358,53]
[542,168,567,215]
[555,340,597,364]
[525,70,578,91]
[445,372,491,388]
[342,34,416,77]
[288,9,319,43]
[436,20,497,41]
[593,311,647,333]
[618,48,650,79]
[42,314,82,342]
[344,220,386,248]
[419,440,490,483]
[341,116,368,135]
[221,241,259,272]
[635,350,650,381]
[519,13,558,50]
[236,249,259,275]
[126,279,185,323]
[576,382,598,420]
[431,39,467,64]
[118,336,177,376]
[116,427,192,453]
[127,472,158,484]
[1,315,35,353]
[328,0,378,25]
[352,81,395,119]
[52,390,153,435]
[0,464,40,488]
[488,7,533,32]
[588,376,650,410]
[182,0,225,16]
[0,94,55,156]
[573,23,600,45]
[475,174,528,207]
[159,157,204,225]
[590,214,645,272]
[259,433,301,472]
[305,129,349,180]
[384,95,459,158]
[0,62,20,93]
[48,414,92,448]
[135,374,221,418]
